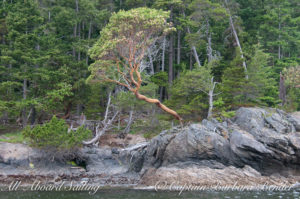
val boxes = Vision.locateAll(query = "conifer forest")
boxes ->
[0,0,299,138]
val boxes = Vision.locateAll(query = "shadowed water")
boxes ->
[0,190,299,199]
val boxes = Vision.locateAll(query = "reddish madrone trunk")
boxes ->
[134,91,182,122]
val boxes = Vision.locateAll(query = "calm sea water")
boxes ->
[0,190,299,199]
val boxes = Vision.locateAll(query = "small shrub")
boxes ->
[23,116,91,150]
[221,110,236,118]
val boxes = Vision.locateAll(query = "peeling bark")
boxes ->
[94,12,182,123]
[135,91,182,122]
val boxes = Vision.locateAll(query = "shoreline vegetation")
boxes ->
[0,1,300,196]
[1,107,300,192]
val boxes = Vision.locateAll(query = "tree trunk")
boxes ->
[103,92,111,124]
[83,92,119,145]
[1,112,8,125]
[208,89,213,119]
[88,21,92,39]
[22,78,27,127]
[148,49,154,75]
[279,72,286,105]
[82,111,119,145]
[135,91,182,122]
[161,35,166,71]
[48,11,51,22]
[73,23,77,58]
[177,30,181,65]
[86,21,92,65]
[63,102,72,119]
[76,104,82,116]
[35,43,40,67]
[75,0,79,12]
[73,0,79,59]
[183,10,201,67]
[23,78,27,99]
[77,20,81,61]
[86,53,89,65]
[78,22,81,38]
[82,21,84,39]
[187,27,201,67]
[190,50,193,70]
[31,106,36,125]
[206,19,213,63]
[207,77,216,119]
[207,33,213,63]
[278,5,281,59]
[168,34,174,84]
[1,33,5,44]
[118,110,134,139]
[159,87,163,101]
[225,1,248,79]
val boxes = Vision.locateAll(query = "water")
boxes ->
[0,190,299,199]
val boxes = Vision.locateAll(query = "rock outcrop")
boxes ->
[1,107,300,187]
[137,107,300,186]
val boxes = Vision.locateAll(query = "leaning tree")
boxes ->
[88,8,182,122]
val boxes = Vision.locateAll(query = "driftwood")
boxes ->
[120,142,148,152]
[82,111,119,145]
[118,110,134,139]
[82,92,119,145]
[120,141,148,164]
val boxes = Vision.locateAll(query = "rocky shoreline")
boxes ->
[1,107,300,189]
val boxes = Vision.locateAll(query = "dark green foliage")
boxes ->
[221,47,278,108]
[150,72,168,87]
[283,66,300,111]
[23,116,91,149]
[0,0,299,134]
[221,53,248,106]
[166,64,217,120]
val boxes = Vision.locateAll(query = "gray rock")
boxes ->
[140,107,300,175]
[202,119,229,137]
[288,112,300,131]
[230,130,273,156]
[289,132,300,150]
[162,124,232,166]
[0,142,31,167]
[143,133,176,168]
[81,147,129,175]
[234,107,267,133]
[265,110,295,134]
[1,107,300,187]
[233,107,297,163]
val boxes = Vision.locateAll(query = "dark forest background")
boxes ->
[0,0,299,137]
